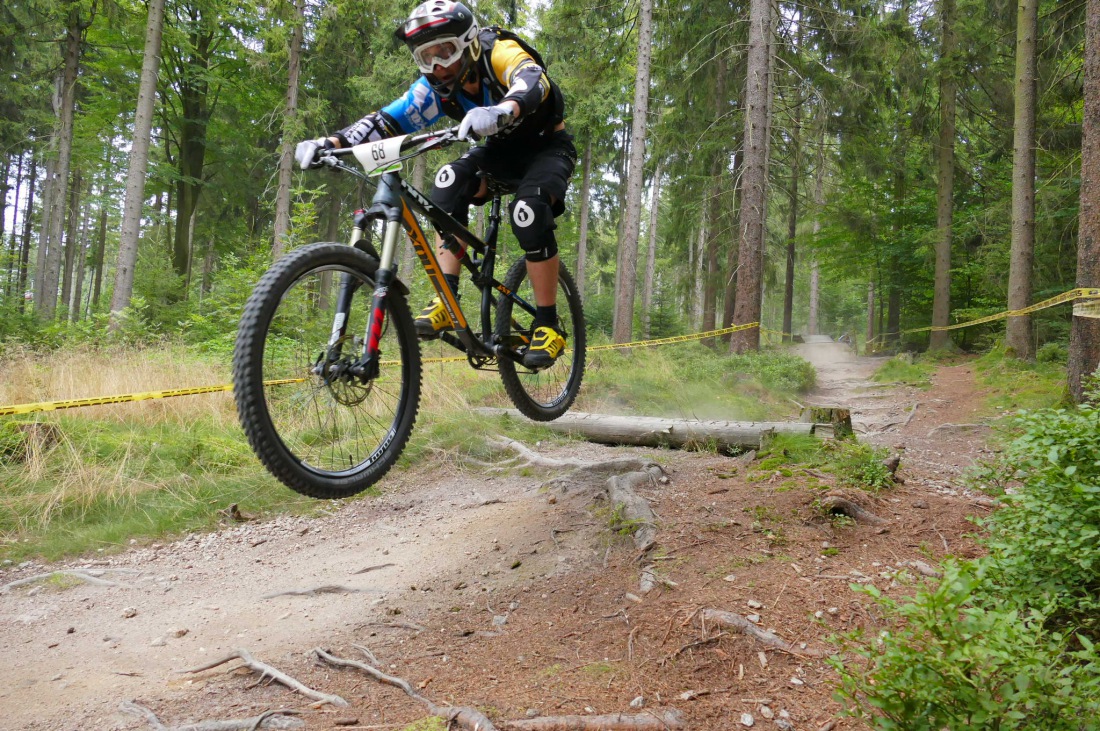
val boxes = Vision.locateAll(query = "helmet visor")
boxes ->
[411,37,463,73]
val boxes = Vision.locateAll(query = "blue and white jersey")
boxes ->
[382,77,493,134]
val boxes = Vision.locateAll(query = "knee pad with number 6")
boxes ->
[509,190,557,263]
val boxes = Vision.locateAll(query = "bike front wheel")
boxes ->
[233,243,421,499]
[495,256,586,421]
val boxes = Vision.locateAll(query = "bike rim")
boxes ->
[505,274,580,408]
[260,264,411,478]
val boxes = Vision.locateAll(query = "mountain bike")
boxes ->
[232,125,586,499]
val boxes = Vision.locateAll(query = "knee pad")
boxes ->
[509,190,558,263]
[430,156,480,220]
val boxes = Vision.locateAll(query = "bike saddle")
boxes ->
[477,172,520,197]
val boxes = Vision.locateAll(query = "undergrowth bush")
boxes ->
[834,391,1100,728]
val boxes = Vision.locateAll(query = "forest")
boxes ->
[1,0,1098,399]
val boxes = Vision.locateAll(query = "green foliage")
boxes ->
[582,341,813,422]
[975,347,1067,412]
[822,441,895,492]
[872,355,935,388]
[835,395,1100,725]
[979,399,1100,638]
[833,562,1100,730]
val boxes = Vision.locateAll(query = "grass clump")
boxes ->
[872,354,935,388]
[833,389,1100,728]
[582,340,814,421]
[973,346,1066,412]
[754,433,894,492]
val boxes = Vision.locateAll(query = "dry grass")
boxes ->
[0,342,239,427]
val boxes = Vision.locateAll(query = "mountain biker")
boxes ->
[294,0,576,369]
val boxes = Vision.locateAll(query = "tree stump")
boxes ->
[800,405,852,439]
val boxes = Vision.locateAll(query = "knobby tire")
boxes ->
[495,256,585,420]
[233,243,421,499]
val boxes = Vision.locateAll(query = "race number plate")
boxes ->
[352,135,407,176]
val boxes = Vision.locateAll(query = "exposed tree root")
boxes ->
[500,710,686,730]
[261,585,378,599]
[1,568,135,592]
[311,647,498,731]
[900,559,943,578]
[605,466,663,553]
[698,609,825,657]
[818,495,887,525]
[488,436,657,475]
[179,648,347,708]
[119,701,303,730]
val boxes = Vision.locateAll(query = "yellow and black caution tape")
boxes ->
[7,285,1097,417]
[587,321,760,352]
[866,286,1100,347]
[0,384,237,417]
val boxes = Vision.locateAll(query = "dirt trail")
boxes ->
[0,343,997,730]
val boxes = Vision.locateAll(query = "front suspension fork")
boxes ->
[354,219,402,379]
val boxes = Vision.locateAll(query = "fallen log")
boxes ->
[477,409,819,451]
[501,710,685,730]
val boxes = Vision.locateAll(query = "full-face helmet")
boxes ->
[395,1,481,96]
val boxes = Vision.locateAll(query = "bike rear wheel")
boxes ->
[495,256,585,420]
[233,243,421,499]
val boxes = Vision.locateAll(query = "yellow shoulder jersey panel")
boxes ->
[490,39,550,102]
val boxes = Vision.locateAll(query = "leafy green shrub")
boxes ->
[823,440,894,491]
[835,395,1100,727]
[980,401,1100,638]
[1036,342,1069,364]
[834,562,1100,730]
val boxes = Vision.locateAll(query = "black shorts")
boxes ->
[430,130,577,221]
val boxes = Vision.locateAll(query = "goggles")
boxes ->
[411,37,464,73]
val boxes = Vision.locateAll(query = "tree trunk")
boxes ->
[170,7,215,283]
[703,55,729,338]
[642,162,662,338]
[70,181,92,322]
[930,0,958,351]
[866,281,875,348]
[110,0,166,324]
[18,154,37,312]
[272,0,306,259]
[91,195,107,309]
[38,3,85,321]
[730,0,773,353]
[1069,0,1100,402]
[1005,0,1039,359]
[612,0,653,343]
[693,217,706,329]
[575,138,593,301]
[722,146,742,339]
[808,122,826,336]
[60,169,83,321]
[34,156,57,312]
[782,21,804,343]
[5,153,23,296]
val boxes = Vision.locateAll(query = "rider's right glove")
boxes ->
[295,137,334,170]
[457,105,514,141]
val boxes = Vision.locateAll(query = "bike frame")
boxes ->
[323,129,538,378]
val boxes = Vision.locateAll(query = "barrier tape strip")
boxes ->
[5,287,1099,417]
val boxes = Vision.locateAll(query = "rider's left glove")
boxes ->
[295,137,334,170]
[458,105,514,141]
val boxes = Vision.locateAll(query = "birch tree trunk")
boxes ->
[930,0,957,351]
[110,0,166,325]
[642,162,662,338]
[730,0,773,353]
[5,153,23,295]
[1069,0,1100,402]
[575,138,593,301]
[611,0,653,343]
[272,0,306,259]
[1005,0,1039,359]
